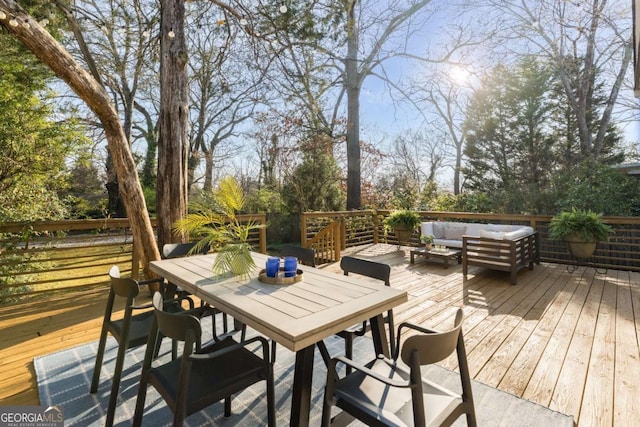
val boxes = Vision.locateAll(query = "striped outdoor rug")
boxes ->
[34,317,573,426]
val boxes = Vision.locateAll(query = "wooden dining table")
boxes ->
[149,252,408,426]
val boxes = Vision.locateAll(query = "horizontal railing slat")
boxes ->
[0,216,266,301]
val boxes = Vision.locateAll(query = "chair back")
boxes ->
[108,266,140,299]
[162,242,210,300]
[401,309,463,366]
[151,292,202,354]
[162,242,210,259]
[340,256,390,286]
[281,244,316,267]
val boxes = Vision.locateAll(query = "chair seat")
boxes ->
[146,337,269,416]
[108,311,155,349]
[334,358,462,427]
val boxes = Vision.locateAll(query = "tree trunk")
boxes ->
[203,149,214,191]
[345,1,361,210]
[0,0,160,270]
[454,146,462,195]
[156,0,189,249]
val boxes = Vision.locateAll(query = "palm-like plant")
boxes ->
[173,177,264,279]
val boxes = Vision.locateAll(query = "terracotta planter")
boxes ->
[393,226,414,245]
[425,243,433,250]
[565,233,597,259]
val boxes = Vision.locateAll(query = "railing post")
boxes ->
[373,211,379,244]
[340,216,346,251]
[259,216,267,254]
[300,213,307,247]
[335,219,341,261]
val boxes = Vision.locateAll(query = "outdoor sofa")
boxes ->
[420,221,539,285]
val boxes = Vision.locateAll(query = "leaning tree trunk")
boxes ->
[156,0,189,249]
[0,0,160,271]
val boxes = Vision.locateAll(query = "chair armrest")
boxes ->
[397,321,439,336]
[343,321,368,336]
[190,336,271,363]
[163,295,197,311]
[138,277,165,286]
[168,294,196,310]
[179,304,215,319]
[329,356,410,389]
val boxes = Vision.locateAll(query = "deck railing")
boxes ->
[3,211,639,301]
[0,215,266,301]
[301,210,379,262]
[301,210,640,270]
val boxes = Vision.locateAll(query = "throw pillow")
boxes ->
[432,222,445,239]
[444,225,466,240]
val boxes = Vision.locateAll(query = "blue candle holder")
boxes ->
[265,257,280,278]
[283,256,298,277]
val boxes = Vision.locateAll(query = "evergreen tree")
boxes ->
[282,134,344,213]
[463,58,555,213]
[0,34,87,221]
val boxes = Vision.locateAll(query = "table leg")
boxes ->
[290,344,315,426]
[368,314,390,358]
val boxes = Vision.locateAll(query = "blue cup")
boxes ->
[283,256,298,277]
[265,257,280,278]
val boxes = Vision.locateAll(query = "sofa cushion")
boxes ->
[444,224,467,240]
[479,229,506,240]
[420,222,434,238]
[432,222,446,239]
[421,221,534,245]
[503,227,534,240]
[464,223,486,236]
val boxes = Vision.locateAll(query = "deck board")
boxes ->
[499,266,579,397]
[614,271,640,427]
[549,267,602,419]
[579,273,616,427]
[1,243,639,426]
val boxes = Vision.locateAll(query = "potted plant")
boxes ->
[420,234,434,250]
[383,210,421,245]
[173,176,264,279]
[549,208,612,259]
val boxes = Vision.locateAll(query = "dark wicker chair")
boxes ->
[132,293,276,427]
[321,308,476,427]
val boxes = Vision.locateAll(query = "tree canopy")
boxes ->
[0,33,88,221]
[1,0,637,239]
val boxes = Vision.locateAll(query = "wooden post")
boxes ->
[259,218,267,254]
[373,212,379,244]
[334,220,341,261]
[300,213,308,247]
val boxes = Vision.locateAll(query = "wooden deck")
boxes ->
[1,243,639,426]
